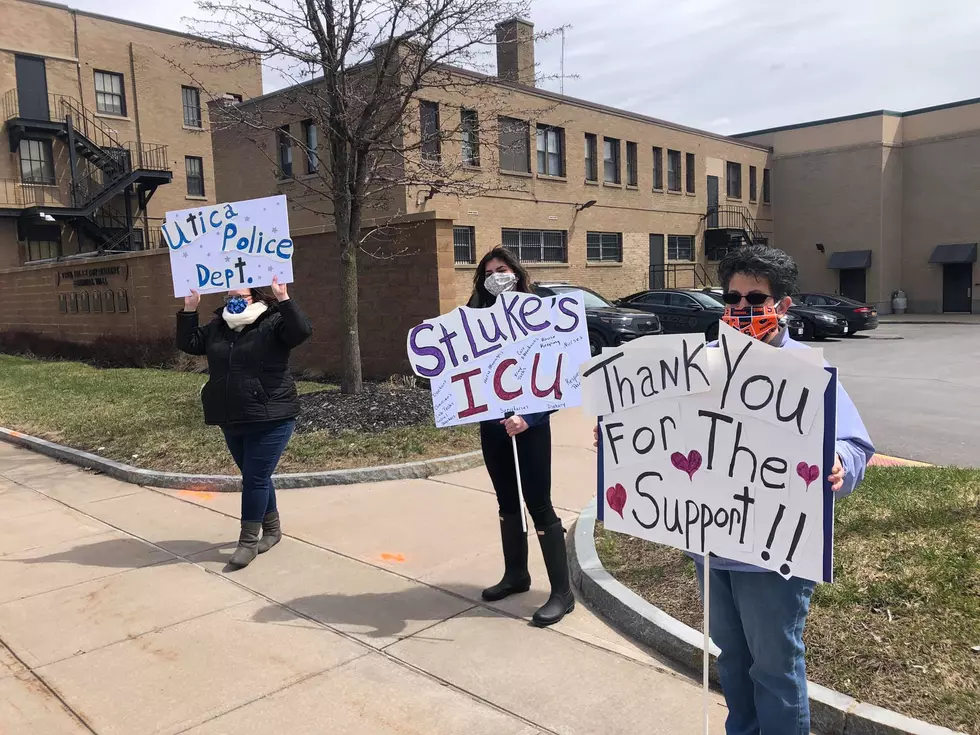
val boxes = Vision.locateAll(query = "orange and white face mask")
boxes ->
[722,303,781,341]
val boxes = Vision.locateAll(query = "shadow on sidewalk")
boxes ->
[250,585,503,641]
[0,537,210,568]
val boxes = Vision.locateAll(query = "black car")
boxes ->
[789,298,849,340]
[615,288,725,339]
[796,293,879,334]
[533,283,662,356]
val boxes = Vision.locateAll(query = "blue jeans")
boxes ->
[696,565,815,735]
[222,421,295,523]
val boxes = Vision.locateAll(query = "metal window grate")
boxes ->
[181,86,202,128]
[587,232,623,262]
[502,228,567,263]
[453,226,476,264]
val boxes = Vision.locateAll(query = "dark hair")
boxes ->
[469,247,532,307]
[249,287,276,306]
[717,245,798,299]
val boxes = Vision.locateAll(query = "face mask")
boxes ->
[225,296,249,315]
[722,303,781,341]
[484,272,517,297]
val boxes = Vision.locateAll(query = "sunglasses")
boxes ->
[722,291,773,306]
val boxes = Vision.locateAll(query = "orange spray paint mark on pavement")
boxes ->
[178,485,216,501]
[380,553,406,563]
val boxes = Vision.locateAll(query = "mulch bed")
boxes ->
[295,384,435,434]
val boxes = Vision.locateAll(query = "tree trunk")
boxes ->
[339,225,363,394]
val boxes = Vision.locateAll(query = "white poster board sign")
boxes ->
[407,291,591,427]
[165,194,294,297]
[587,322,838,583]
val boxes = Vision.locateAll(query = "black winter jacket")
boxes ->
[176,300,313,427]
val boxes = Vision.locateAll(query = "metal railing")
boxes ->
[703,205,765,244]
[0,178,70,208]
[651,262,717,290]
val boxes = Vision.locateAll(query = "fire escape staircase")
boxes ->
[699,205,768,261]
[1,90,172,252]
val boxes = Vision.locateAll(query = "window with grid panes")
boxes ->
[586,232,623,262]
[498,117,530,173]
[501,228,567,263]
[185,156,204,196]
[181,86,202,128]
[603,137,620,183]
[419,101,440,161]
[584,133,598,181]
[626,142,638,186]
[686,153,696,193]
[652,147,663,190]
[303,120,318,174]
[727,161,742,198]
[667,149,681,191]
[277,127,292,178]
[19,139,54,184]
[749,165,757,201]
[94,71,125,116]
[453,226,476,264]
[461,109,480,166]
[25,239,59,261]
[667,234,694,261]
[763,168,771,203]
[536,125,564,176]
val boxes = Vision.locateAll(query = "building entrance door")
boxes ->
[15,55,49,120]
[839,268,867,303]
[706,176,719,228]
[649,234,665,289]
[942,263,972,312]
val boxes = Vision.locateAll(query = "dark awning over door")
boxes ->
[929,243,978,264]
[827,249,872,269]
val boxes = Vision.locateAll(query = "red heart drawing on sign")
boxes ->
[796,462,820,489]
[671,450,703,481]
[606,484,627,518]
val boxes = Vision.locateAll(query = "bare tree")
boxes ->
[183,0,558,394]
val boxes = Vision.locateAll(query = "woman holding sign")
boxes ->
[468,248,574,627]
[177,277,312,569]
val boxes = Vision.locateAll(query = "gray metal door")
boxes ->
[649,234,665,289]
[15,55,48,120]
[943,263,972,312]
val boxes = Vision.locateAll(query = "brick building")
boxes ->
[737,99,980,314]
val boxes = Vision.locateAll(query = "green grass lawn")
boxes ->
[0,355,478,474]
[596,466,980,735]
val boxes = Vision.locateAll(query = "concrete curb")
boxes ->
[0,427,484,491]
[569,499,963,735]
[879,319,980,326]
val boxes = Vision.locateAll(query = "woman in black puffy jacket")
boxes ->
[177,277,312,568]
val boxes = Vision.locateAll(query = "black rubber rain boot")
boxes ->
[482,512,531,601]
[228,521,262,568]
[256,511,281,554]
[532,521,575,626]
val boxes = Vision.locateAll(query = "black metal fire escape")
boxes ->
[700,205,768,261]
[0,89,172,254]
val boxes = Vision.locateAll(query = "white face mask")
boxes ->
[484,272,517,297]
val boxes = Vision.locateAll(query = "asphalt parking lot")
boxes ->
[820,324,979,467]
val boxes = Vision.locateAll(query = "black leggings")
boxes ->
[479,421,560,529]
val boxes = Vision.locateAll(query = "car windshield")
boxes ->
[688,291,724,308]
[791,297,806,306]
[548,286,612,309]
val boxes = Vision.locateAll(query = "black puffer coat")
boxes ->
[176,300,313,427]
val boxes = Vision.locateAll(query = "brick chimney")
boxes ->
[495,18,535,87]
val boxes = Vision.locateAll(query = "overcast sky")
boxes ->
[70,0,980,135]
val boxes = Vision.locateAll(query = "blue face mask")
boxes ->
[225,296,248,314]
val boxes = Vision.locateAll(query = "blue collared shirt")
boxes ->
[691,329,875,573]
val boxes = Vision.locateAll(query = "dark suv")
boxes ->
[533,283,662,356]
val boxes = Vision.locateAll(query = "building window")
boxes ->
[461,109,480,167]
[667,149,681,192]
[185,156,204,197]
[68,293,78,313]
[277,127,292,179]
[652,146,663,190]
[686,153,696,194]
[117,289,129,313]
[181,86,202,128]
[763,168,771,204]
[420,100,440,161]
[92,290,102,313]
[19,139,55,185]
[94,71,125,116]
[80,291,90,313]
[603,138,620,184]
[498,117,530,173]
[667,234,694,261]
[727,161,742,198]
[501,228,567,263]
[302,120,318,174]
[454,225,476,264]
[626,142,638,187]
[104,290,115,313]
[25,238,59,261]
[749,166,757,202]
[585,133,598,182]
[586,232,623,262]
[536,125,564,177]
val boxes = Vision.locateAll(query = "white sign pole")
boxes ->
[507,418,528,534]
[703,550,711,735]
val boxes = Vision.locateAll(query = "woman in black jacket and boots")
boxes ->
[176,277,313,569]
[469,248,574,627]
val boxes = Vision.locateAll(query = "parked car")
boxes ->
[795,293,879,334]
[532,282,662,356]
[614,288,725,339]
[789,298,849,340]
[699,288,813,341]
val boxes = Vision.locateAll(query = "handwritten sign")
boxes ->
[407,292,591,427]
[165,195,294,297]
[587,321,837,583]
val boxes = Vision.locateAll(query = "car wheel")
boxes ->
[801,321,814,341]
[588,330,605,357]
[705,322,719,341]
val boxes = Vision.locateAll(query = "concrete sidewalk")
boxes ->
[0,410,727,735]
